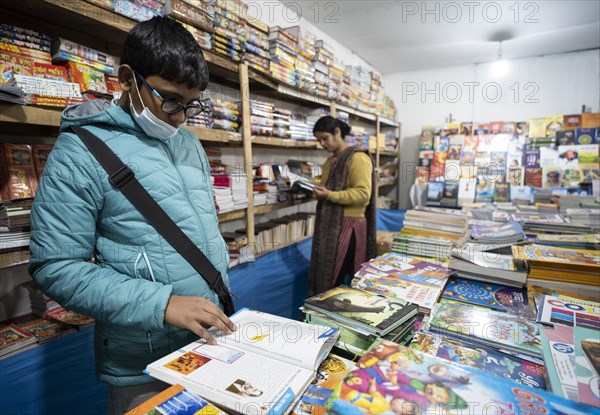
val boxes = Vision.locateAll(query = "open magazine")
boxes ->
[145,308,339,415]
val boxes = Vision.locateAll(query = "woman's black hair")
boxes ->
[313,116,351,139]
[121,16,208,90]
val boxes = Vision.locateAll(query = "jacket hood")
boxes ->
[60,98,143,136]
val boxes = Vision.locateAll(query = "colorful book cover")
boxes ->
[494,184,510,201]
[124,383,227,415]
[523,167,542,187]
[564,114,582,130]
[510,185,532,202]
[459,150,475,166]
[304,286,419,336]
[434,136,449,152]
[326,339,594,415]
[540,325,579,401]
[292,354,356,415]
[427,181,444,205]
[507,167,524,186]
[524,149,541,168]
[475,176,494,201]
[528,118,547,138]
[474,123,489,135]
[460,122,473,136]
[441,180,459,207]
[0,50,34,84]
[578,144,600,164]
[536,295,600,330]
[507,153,523,169]
[447,144,461,161]
[574,326,600,408]
[15,318,73,344]
[0,324,34,352]
[556,130,575,146]
[489,121,504,134]
[428,302,543,357]
[542,166,562,188]
[31,144,53,180]
[581,113,600,128]
[33,62,68,81]
[558,145,580,170]
[362,253,455,286]
[415,166,430,185]
[580,163,600,183]
[409,332,546,390]
[508,134,526,154]
[457,178,476,205]
[1,143,38,199]
[476,134,494,152]
[462,135,478,152]
[575,128,598,145]
[470,221,525,242]
[581,339,600,378]
[516,121,529,136]
[512,245,600,271]
[545,115,564,137]
[441,277,528,314]
[419,126,435,150]
[489,151,507,178]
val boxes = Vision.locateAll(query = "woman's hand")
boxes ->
[313,185,329,200]
[164,295,236,344]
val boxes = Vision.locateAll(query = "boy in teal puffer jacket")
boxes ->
[28,17,236,414]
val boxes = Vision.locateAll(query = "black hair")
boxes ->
[313,116,351,139]
[121,16,208,90]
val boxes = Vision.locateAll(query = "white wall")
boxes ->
[383,49,600,208]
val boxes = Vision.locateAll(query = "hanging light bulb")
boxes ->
[491,41,510,77]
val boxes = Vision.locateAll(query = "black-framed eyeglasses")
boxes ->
[133,69,209,118]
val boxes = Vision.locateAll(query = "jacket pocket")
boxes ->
[133,251,156,282]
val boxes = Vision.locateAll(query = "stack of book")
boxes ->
[230,168,248,210]
[0,199,33,261]
[566,208,600,229]
[449,243,529,287]
[15,316,74,345]
[303,285,419,355]
[212,1,244,62]
[0,324,38,360]
[351,252,454,312]
[272,107,292,139]
[535,233,600,250]
[212,99,240,132]
[242,17,270,76]
[21,281,95,325]
[513,244,600,287]
[392,207,468,261]
[248,99,274,137]
[268,26,297,87]
[512,212,591,234]
[469,220,526,245]
[221,232,252,267]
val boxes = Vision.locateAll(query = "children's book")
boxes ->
[441,277,529,315]
[15,317,74,344]
[409,332,546,390]
[469,221,525,244]
[536,294,600,330]
[304,286,419,337]
[291,354,356,415]
[428,302,543,358]
[540,325,579,401]
[0,324,37,358]
[326,339,595,415]
[512,245,600,272]
[145,309,339,415]
[124,384,228,415]
[574,326,600,408]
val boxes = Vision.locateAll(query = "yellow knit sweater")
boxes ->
[321,152,373,217]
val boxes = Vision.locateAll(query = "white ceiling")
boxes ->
[281,0,600,74]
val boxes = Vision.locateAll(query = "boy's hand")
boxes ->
[164,295,236,345]
[313,185,329,200]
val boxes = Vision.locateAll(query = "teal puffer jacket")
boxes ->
[28,100,230,386]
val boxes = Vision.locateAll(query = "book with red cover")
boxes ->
[1,143,38,200]
[564,114,582,130]
[31,144,53,181]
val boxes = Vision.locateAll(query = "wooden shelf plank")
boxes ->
[0,103,62,126]
[379,117,400,127]
[218,198,315,223]
[218,209,246,223]
[184,127,241,144]
[255,234,312,258]
[251,136,322,149]
[335,103,377,122]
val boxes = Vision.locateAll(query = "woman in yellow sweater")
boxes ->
[309,116,377,295]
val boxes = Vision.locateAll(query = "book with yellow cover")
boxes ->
[125,384,227,415]
[512,245,600,272]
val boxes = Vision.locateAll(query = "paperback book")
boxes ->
[304,285,419,337]
[145,309,339,415]
[326,339,595,415]
[409,331,547,389]
[575,326,600,408]
[125,384,228,415]
[428,302,543,359]
[536,294,600,330]
[441,277,529,315]
[540,324,579,401]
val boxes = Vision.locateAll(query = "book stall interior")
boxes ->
[0,1,599,414]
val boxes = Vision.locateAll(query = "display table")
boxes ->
[0,210,405,413]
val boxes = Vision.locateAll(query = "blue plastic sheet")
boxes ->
[376,208,406,231]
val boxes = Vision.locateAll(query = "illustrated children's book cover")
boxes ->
[326,339,595,415]
[292,354,356,415]
[441,277,529,315]
[409,332,547,390]
[304,286,419,336]
[124,383,227,415]
[428,302,543,358]
[574,326,600,408]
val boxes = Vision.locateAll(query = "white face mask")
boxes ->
[129,81,181,140]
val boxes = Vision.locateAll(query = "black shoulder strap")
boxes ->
[71,126,235,316]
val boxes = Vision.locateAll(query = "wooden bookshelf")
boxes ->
[255,234,313,259]
[378,177,397,187]
[251,136,323,149]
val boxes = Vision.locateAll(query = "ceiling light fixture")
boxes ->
[491,41,510,77]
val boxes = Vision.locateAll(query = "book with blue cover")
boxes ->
[326,339,596,415]
[441,277,529,315]
[409,332,547,390]
[469,221,525,244]
[428,302,543,359]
